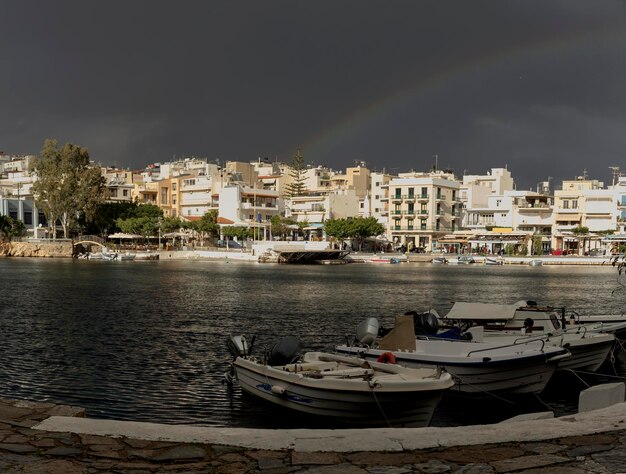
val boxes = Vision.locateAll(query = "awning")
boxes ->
[108,233,142,239]
[443,301,522,321]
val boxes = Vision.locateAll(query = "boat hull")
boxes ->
[233,357,449,427]
[335,343,563,395]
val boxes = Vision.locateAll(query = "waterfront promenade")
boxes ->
[2,396,626,473]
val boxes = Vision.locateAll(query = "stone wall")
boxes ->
[0,240,73,258]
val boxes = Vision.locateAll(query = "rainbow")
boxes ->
[297,21,626,164]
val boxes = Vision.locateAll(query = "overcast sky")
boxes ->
[2,1,626,189]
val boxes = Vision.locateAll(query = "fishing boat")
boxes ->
[431,256,448,264]
[225,335,454,427]
[335,315,569,395]
[528,259,543,266]
[440,301,617,372]
[485,256,504,265]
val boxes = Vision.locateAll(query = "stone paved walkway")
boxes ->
[1,397,626,473]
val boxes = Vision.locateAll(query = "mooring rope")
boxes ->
[368,379,393,428]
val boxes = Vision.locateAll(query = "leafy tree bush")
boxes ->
[0,215,26,241]
[31,139,106,238]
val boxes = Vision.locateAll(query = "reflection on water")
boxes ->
[1,258,625,427]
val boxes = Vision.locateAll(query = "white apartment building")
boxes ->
[460,168,515,229]
[386,172,461,251]
[218,184,281,240]
[362,171,394,225]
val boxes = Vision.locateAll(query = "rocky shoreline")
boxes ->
[2,396,626,473]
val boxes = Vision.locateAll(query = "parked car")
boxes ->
[587,248,604,257]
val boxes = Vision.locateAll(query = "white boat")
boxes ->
[370,256,401,264]
[441,301,617,372]
[528,259,543,266]
[336,315,569,395]
[431,256,448,264]
[485,256,503,265]
[226,335,454,427]
[448,255,475,264]
[117,252,136,261]
[87,251,117,261]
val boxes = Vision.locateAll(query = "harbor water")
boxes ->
[1,258,625,428]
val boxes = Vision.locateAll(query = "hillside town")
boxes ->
[1,149,626,256]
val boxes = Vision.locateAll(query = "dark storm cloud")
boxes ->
[2,0,626,188]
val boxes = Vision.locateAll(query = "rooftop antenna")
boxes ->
[433,154,439,171]
[609,166,621,186]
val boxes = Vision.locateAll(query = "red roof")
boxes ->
[217,216,235,224]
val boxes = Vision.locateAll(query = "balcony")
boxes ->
[417,194,429,202]
[403,194,416,201]
[391,195,403,203]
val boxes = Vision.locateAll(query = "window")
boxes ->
[123,189,128,197]
[572,200,578,209]
[436,219,440,230]
[452,190,456,201]
[421,187,427,198]
[420,220,427,230]
[436,203,441,214]
[563,200,569,209]
[172,183,177,191]
[437,188,442,199]
[395,188,402,198]
[408,187,414,198]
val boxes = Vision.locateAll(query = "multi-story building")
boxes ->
[218,184,281,240]
[386,171,461,251]
[362,171,394,223]
[460,168,515,229]
[552,177,612,253]
[102,167,134,203]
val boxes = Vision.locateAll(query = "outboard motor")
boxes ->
[356,318,380,346]
[406,310,439,336]
[267,336,302,366]
[227,335,250,358]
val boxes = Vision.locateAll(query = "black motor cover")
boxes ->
[267,336,302,366]
[406,311,439,335]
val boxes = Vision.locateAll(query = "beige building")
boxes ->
[386,172,461,251]
[552,177,612,253]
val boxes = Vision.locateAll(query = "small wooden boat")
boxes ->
[226,335,454,427]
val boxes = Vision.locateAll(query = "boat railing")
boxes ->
[465,337,546,358]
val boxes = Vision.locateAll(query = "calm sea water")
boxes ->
[1,258,625,428]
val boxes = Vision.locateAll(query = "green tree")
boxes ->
[323,218,351,241]
[571,226,590,255]
[350,217,385,250]
[0,215,26,241]
[222,226,253,241]
[80,201,139,237]
[191,210,219,245]
[531,234,543,256]
[324,217,384,250]
[31,139,106,238]
[284,148,307,197]
[270,215,298,240]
